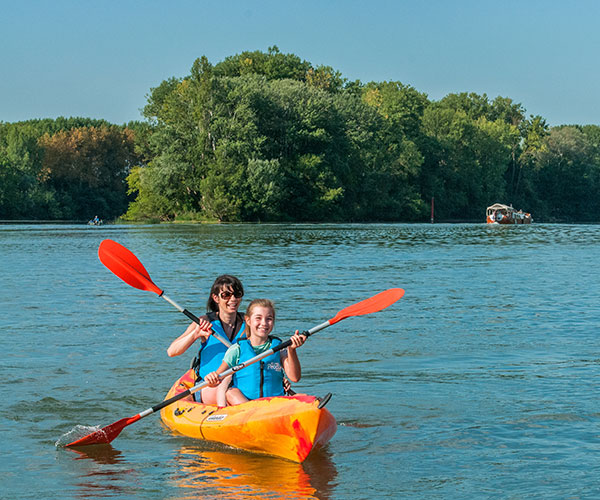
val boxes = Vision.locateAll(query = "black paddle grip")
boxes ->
[272,331,311,353]
[273,339,292,352]
[152,388,192,413]
[182,309,200,324]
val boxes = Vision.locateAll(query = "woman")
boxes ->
[167,275,246,405]
[205,299,306,405]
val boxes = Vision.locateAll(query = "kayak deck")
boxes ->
[160,370,337,462]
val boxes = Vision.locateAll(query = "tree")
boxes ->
[508,114,549,208]
[213,46,311,81]
[363,81,429,139]
[359,81,429,220]
[420,102,518,220]
[39,126,137,219]
[530,126,599,221]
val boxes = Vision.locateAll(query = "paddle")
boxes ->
[97,239,231,348]
[66,287,404,447]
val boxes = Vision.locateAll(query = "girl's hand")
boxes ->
[204,371,221,387]
[288,330,306,350]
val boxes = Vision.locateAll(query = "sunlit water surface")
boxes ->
[1,223,599,499]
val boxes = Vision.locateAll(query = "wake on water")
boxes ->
[55,425,103,447]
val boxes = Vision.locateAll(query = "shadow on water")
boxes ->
[169,444,338,500]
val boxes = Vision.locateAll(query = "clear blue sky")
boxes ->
[2,0,599,126]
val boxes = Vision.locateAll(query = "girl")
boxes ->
[204,299,306,405]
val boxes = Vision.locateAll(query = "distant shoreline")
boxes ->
[0,220,88,224]
[3,219,599,225]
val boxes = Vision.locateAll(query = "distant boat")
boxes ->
[88,216,103,226]
[486,203,532,224]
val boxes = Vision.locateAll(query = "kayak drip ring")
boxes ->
[317,393,332,409]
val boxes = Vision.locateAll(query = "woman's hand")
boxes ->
[193,319,213,341]
[288,330,306,351]
[204,371,221,387]
[167,316,212,357]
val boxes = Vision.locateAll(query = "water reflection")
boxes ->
[170,445,337,500]
[64,444,139,498]
[68,444,125,465]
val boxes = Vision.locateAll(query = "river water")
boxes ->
[1,222,599,499]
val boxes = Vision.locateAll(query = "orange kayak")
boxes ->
[160,370,337,462]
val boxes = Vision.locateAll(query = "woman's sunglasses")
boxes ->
[219,290,243,299]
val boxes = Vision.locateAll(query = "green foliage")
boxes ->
[529,126,600,221]
[420,101,519,219]
[213,46,311,81]
[199,157,245,222]
[362,81,429,139]
[123,165,177,221]
[0,119,141,220]
[436,93,525,126]
[506,115,549,210]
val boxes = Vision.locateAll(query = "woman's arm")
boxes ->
[282,330,306,382]
[167,316,211,357]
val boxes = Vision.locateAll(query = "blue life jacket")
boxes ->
[194,312,246,380]
[232,336,285,400]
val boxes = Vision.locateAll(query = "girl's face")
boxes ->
[213,285,242,314]
[246,306,275,340]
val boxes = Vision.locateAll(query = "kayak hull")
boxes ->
[160,370,337,462]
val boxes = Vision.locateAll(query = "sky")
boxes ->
[2,0,599,127]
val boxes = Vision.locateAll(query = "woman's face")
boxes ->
[246,306,275,340]
[213,285,242,314]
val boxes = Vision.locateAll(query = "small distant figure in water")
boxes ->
[89,215,102,226]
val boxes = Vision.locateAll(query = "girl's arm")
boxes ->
[282,330,306,382]
[204,344,241,385]
[204,361,230,386]
[167,316,212,357]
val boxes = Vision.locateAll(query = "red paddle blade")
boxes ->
[98,239,163,295]
[66,415,141,447]
[329,288,405,325]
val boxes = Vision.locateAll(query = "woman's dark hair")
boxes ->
[207,275,244,312]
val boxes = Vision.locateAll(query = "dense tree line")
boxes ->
[2,47,599,222]
[0,117,142,220]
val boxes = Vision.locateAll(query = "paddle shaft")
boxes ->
[160,293,232,348]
